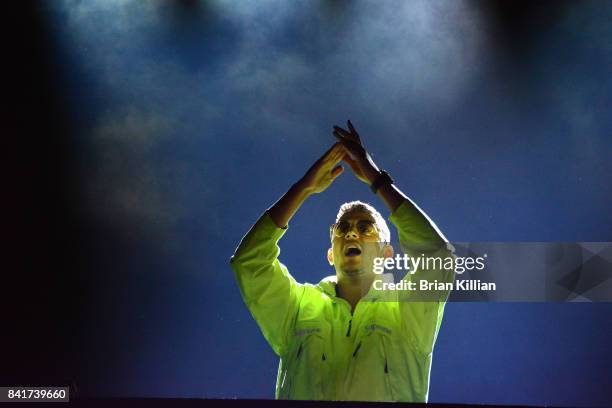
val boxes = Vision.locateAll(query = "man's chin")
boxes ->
[340,265,365,277]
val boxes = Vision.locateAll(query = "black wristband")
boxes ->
[370,170,394,193]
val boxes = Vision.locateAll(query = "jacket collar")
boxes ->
[317,275,339,297]
[317,274,394,301]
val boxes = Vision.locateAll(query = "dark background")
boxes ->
[3,1,612,406]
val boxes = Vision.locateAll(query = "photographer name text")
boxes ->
[373,279,496,291]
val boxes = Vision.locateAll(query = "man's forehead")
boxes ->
[337,210,376,223]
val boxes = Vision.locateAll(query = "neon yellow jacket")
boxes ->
[230,200,454,402]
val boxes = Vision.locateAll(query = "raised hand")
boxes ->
[300,142,347,194]
[333,120,380,185]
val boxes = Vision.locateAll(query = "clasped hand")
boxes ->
[300,120,381,195]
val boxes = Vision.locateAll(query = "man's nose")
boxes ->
[345,229,359,240]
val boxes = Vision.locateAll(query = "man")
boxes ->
[230,121,454,402]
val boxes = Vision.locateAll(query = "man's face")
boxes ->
[329,210,385,278]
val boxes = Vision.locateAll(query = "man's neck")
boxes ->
[336,274,374,314]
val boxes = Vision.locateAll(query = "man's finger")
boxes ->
[333,125,350,135]
[347,120,361,142]
[330,142,347,160]
[333,132,350,148]
[333,129,355,144]
[347,120,356,133]
[334,125,362,146]
[331,165,344,179]
[322,142,343,161]
[330,147,347,165]
[333,132,364,154]
[333,132,355,149]
[342,151,358,166]
[321,143,346,169]
[333,142,359,162]
[330,142,344,153]
[333,126,354,140]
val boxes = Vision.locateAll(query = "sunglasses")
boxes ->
[330,220,379,239]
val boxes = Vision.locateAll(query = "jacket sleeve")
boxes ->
[388,200,455,356]
[230,211,304,356]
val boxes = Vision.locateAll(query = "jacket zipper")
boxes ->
[346,319,352,337]
[381,337,394,400]
[283,343,303,398]
[297,343,303,359]
[381,337,389,373]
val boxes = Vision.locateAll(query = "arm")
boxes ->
[334,121,454,355]
[389,202,455,355]
[230,143,347,356]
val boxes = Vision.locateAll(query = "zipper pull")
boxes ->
[346,319,352,337]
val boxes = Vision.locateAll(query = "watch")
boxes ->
[370,170,394,193]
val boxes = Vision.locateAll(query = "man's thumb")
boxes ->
[331,165,344,179]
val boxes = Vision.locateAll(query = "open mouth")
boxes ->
[345,247,362,257]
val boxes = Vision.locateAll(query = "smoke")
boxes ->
[52,0,612,238]
[53,0,488,230]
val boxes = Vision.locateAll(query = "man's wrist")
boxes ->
[370,170,394,193]
[294,177,316,198]
[363,163,381,185]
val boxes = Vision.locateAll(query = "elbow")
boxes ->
[229,250,257,275]
[229,253,242,270]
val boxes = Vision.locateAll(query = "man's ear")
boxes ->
[327,248,334,265]
[382,244,394,259]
